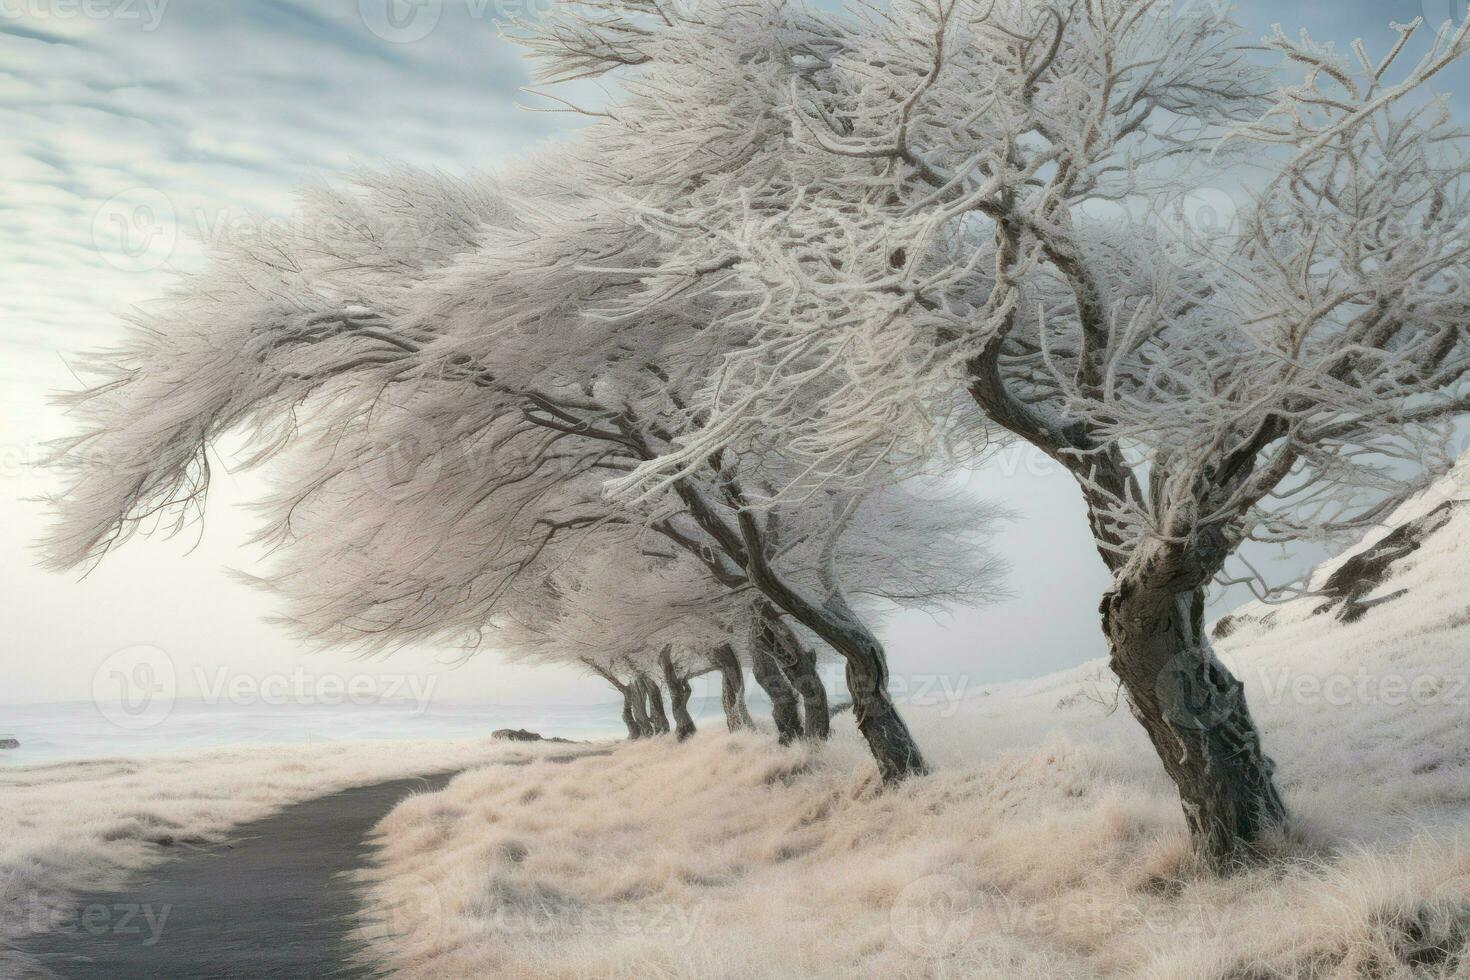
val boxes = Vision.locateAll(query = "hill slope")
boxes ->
[360,468,1470,979]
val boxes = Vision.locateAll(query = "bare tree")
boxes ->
[506,0,1470,863]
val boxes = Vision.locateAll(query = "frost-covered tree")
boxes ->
[496,528,753,741]
[507,0,1470,863]
[42,164,1008,778]
[505,497,999,745]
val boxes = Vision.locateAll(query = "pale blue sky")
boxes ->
[2,0,1465,709]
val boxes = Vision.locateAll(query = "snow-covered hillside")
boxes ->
[359,468,1470,979]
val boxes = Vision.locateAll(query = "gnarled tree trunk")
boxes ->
[757,602,830,739]
[660,646,697,741]
[771,616,918,777]
[750,641,804,744]
[730,513,924,780]
[841,637,925,782]
[1102,579,1286,867]
[664,471,923,779]
[751,585,918,776]
[710,643,755,731]
[638,672,671,735]
[967,290,1285,862]
[786,642,830,740]
[583,659,642,740]
[620,687,642,739]
[627,674,655,737]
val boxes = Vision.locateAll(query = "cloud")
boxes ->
[0,0,606,708]
[0,0,561,366]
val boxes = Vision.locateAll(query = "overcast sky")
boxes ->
[3,0,1467,710]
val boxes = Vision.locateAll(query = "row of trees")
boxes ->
[41,153,1007,773]
[45,0,1470,867]
[488,474,1006,743]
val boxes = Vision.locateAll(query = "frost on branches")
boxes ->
[42,166,1007,782]
[504,0,1470,863]
[43,0,1470,868]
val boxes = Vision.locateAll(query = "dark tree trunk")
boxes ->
[660,470,924,780]
[584,661,641,741]
[1102,579,1287,867]
[966,320,1286,863]
[841,638,926,783]
[660,647,697,741]
[757,603,830,740]
[750,641,804,744]
[725,510,924,780]
[620,686,642,740]
[627,675,655,737]
[758,606,922,778]
[710,643,755,731]
[786,642,830,740]
[639,673,671,735]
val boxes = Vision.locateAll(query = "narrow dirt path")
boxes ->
[18,773,456,979]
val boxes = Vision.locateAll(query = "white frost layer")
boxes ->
[358,500,1470,978]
